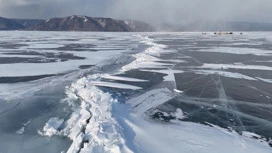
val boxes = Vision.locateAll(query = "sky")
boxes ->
[0,0,271,25]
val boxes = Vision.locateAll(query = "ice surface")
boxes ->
[194,70,257,80]
[7,32,272,153]
[56,33,272,153]
[101,74,148,82]
[198,47,272,56]
[256,77,272,83]
[0,32,134,77]
[40,76,133,153]
[0,50,124,77]
[201,63,272,71]
[40,117,64,137]
[140,69,184,82]
[15,127,25,135]
[128,88,175,116]
[89,81,142,90]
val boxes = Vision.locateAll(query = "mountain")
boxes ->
[0,17,25,30]
[157,21,272,31]
[12,19,44,28]
[28,15,154,32]
[0,15,153,32]
[0,17,44,30]
[1,15,272,32]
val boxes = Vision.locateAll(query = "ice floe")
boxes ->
[39,117,64,137]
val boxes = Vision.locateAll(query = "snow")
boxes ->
[0,32,134,77]
[98,19,107,27]
[45,19,51,23]
[124,20,136,29]
[113,93,272,153]
[83,17,89,22]
[34,32,272,153]
[101,74,148,82]
[0,50,124,77]
[256,77,272,83]
[121,36,174,71]
[15,127,25,135]
[40,76,133,153]
[89,81,142,90]
[174,89,183,93]
[194,70,257,80]
[128,88,175,116]
[40,117,64,137]
[242,131,262,139]
[174,108,185,119]
[84,74,144,90]
[0,54,41,58]
[200,63,272,71]
[24,43,63,49]
[198,47,272,56]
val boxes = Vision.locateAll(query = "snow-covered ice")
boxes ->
[40,117,64,137]
[193,70,257,80]
[3,32,272,153]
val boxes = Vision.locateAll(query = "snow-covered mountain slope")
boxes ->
[28,15,153,32]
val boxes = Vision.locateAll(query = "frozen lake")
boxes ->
[0,31,272,153]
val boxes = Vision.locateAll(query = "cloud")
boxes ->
[0,0,271,25]
[109,0,272,24]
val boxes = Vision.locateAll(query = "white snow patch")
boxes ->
[0,50,124,77]
[15,127,25,135]
[174,108,184,119]
[257,77,272,83]
[194,70,256,80]
[128,88,175,116]
[101,74,148,82]
[174,89,183,93]
[0,54,41,58]
[124,20,136,29]
[113,102,272,153]
[45,19,51,23]
[198,47,272,56]
[200,63,272,71]
[140,69,184,82]
[121,36,174,71]
[98,19,107,27]
[89,81,142,90]
[40,117,64,137]
[242,131,262,139]
[41,76,133,153]
[83,17,89,22]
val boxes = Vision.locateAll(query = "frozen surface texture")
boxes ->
[1,32,272,153]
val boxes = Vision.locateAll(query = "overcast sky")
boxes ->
[0,0,271,25]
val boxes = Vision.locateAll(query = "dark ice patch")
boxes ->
[0,74,56,83]
[79,65,94,69]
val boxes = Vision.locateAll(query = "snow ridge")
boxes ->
[40,76,133,153]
